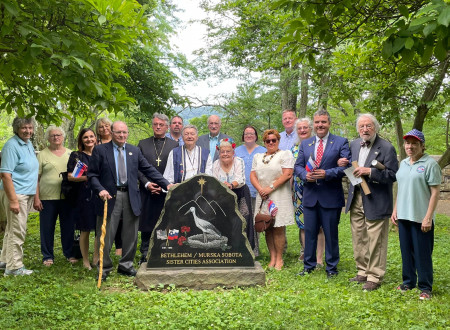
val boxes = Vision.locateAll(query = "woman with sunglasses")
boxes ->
[250,129,295,270]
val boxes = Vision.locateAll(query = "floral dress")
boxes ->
[291,144,304,229]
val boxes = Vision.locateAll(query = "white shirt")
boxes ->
[163,146,213,183]
[314,132,329,158]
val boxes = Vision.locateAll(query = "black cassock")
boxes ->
[138,137,178,232]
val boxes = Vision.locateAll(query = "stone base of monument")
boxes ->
[135,261,266,290]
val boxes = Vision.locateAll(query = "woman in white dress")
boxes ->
[250,129,294,270]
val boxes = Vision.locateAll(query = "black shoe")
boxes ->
[117,266,137,277]
[297,268,314,276]
[97,272,108,281]
[138,256,147,266]
[326,271,338,279]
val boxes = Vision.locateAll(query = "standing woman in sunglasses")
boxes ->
[250,129,295,270]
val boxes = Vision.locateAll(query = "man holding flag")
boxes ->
[294,109,350,278]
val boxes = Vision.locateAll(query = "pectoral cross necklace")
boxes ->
[153,137,166,167]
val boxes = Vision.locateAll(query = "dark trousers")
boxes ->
[40,199,75,261]
[303,204,341,273]
[398,219,434,291]
[140,231,151,259]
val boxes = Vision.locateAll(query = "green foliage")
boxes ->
[0,213,449,328]
[0,0,150,122]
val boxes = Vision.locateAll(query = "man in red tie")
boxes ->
[294,109,350,278]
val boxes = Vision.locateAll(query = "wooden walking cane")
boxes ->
[97,199,108,289]
[352,161,371,195]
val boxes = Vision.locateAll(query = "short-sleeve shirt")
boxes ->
[396,153,442,223]
[235,145,266,197]
[37,147,72,200]
[212,156,246,188]
[0,135,39,195]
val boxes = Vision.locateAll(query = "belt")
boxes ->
[116,186,128,192]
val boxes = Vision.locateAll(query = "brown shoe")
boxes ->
[363,281,380,291]
[349,275,367,283]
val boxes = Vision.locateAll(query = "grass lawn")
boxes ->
[0,212,449,329]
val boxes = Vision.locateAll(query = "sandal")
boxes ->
[43,259,54,267]
[67,257,78,264]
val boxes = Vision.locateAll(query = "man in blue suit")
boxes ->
[88,121,172,280]
[294,110,350,277]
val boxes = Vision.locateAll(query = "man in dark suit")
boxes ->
[197,115,231,162]
[343,114,398,291]
[137,113,178,264]
[88,121,172,280]
[295,109,350,277]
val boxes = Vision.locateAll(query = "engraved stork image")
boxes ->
[184,206,222,243]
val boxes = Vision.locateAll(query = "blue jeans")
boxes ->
[398,219,434,292]
[40,199,75,261]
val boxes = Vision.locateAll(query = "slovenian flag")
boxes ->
[305,155,317,172]
[168,229,179,240]
[71,160,88,178]
[268,200,278,217]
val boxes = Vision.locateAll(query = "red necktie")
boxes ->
[316,139,323,166]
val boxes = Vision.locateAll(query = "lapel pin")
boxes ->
[375,152,378,155]
[129,152,132,156]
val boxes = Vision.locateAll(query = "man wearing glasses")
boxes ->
[197,115,231,162]
[88,121,172,281]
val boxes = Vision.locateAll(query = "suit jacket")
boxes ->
[87,141,170,217]
[197,132,232,162]
[294,133,350,209]
[345,135,398,220]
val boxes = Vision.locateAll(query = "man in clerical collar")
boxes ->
[197,115,231,162]
[137,113,178,264]
[166,115,184,146]
[279,109,298,150]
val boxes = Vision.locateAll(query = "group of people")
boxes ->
[0,110,442,301]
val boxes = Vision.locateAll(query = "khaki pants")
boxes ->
[350,190,389,283]
[0,191,34,270]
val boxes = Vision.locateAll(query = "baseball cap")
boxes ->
[403,129,425,143]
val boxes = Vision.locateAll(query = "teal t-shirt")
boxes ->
[0,135,39,195]
[396,153,442,223]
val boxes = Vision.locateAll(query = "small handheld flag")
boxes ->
[72,160,88,178]
[305,156,317,172]
[268,200,278,217]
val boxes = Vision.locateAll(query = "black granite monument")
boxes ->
[146,174,255,268]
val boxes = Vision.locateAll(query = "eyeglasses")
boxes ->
[244,133,255,136]
[358,124,373,130]
[50,134,63,138]
[153,123,167,127]
[112,131,129,135]
[265,139,278,144]
[219,150,233,154]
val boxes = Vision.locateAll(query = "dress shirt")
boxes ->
[314,133,329,159]
[208,134,219,161]
[112,141,128,186]
[279,130,297,150]
[165,132,184,146]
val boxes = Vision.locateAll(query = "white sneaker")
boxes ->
[4,267,33,276]
[0,262,6,270]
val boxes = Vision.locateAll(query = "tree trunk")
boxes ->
[394,115,406,161]
[317,74,330,111]
[438,147,450,169]
[280,62,299,112]
[413,55,449,130]
[298,65,308,118]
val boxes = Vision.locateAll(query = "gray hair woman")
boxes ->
[0,117,39,275]
[34,126,76,266]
